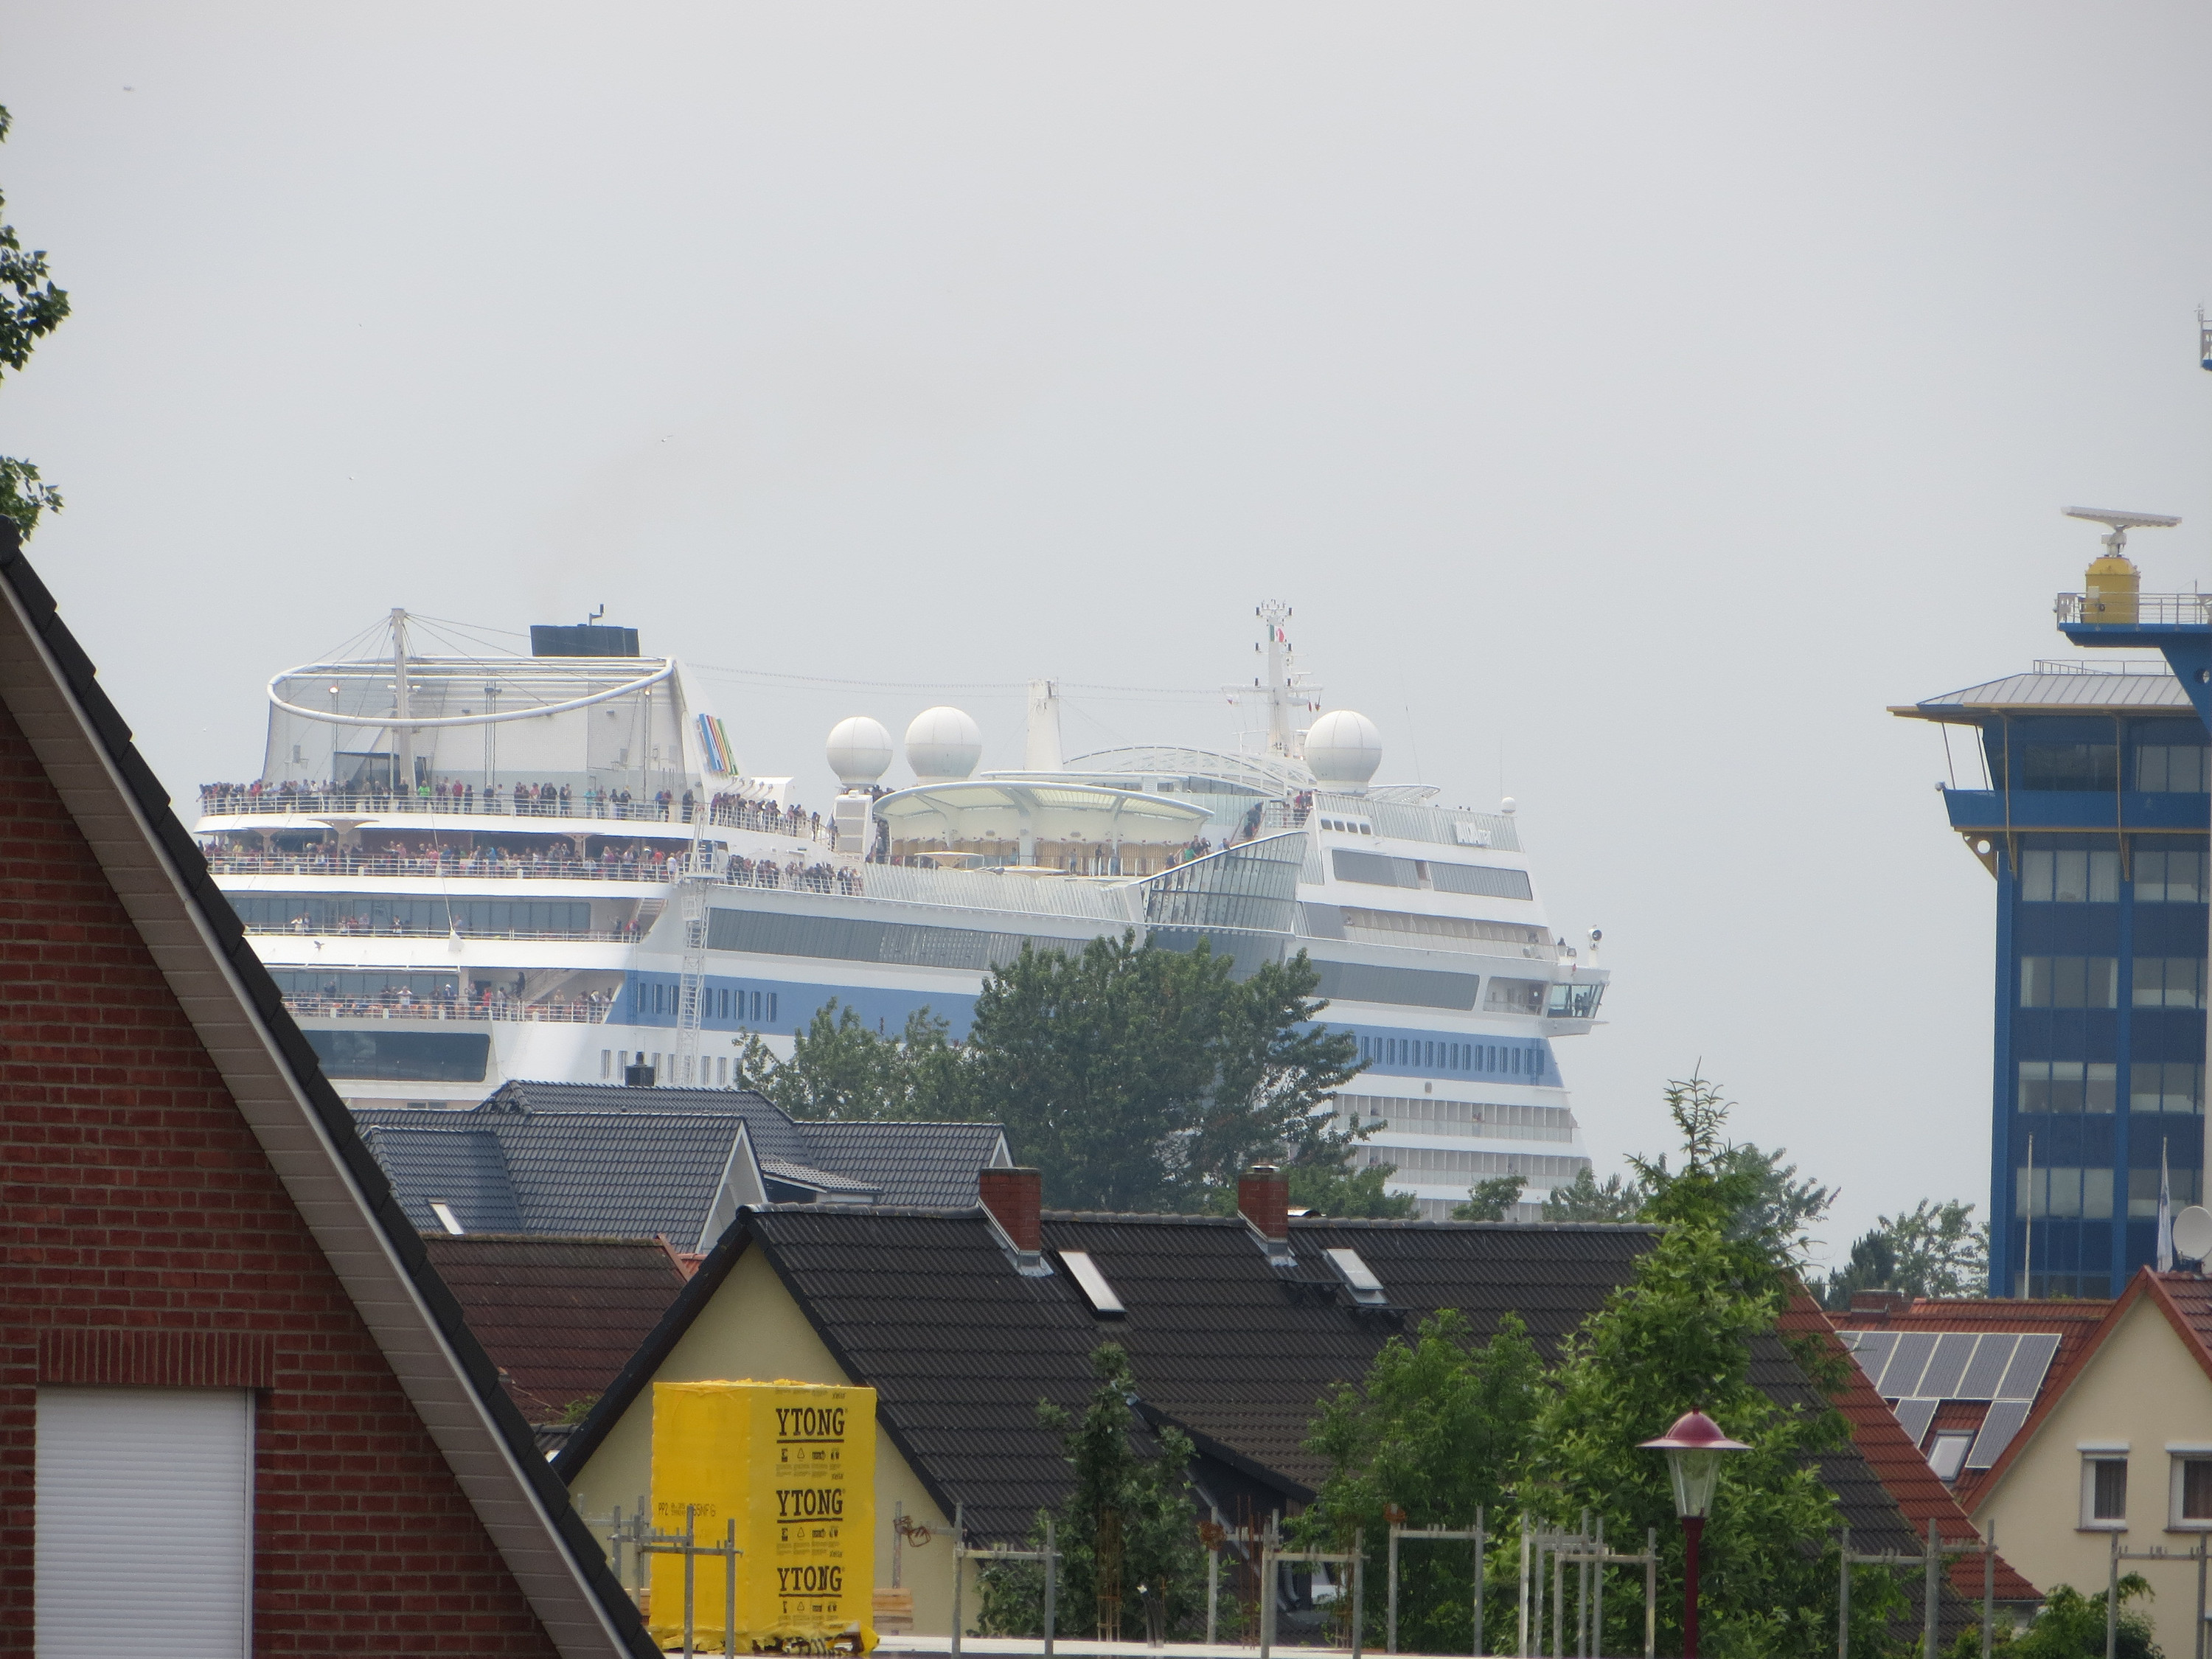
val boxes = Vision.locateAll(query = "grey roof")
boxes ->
[356,1080,1010,1241]
[801,1120,1012,1207]
[357,1125,523,1232]
[1894,666,2195,722]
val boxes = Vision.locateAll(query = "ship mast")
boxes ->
[1225,600,1322,761]
[389,608,414,795]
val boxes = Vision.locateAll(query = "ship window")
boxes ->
[2023,742,2118,791]
[2137,745,2211,793]
[601,1049,611,1079]
[1484,978,1548,1015]
[2019,848,2120,902]
[2020,957,2118,1008]
[2137,849,2211,903]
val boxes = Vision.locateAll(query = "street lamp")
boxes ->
[1638,1410,1748,1659]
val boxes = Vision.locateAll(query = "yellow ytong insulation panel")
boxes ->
[650,1379,878,1653]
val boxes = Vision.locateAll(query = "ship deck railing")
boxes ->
[195,789,838,845]
[2056,591,2212,627]
[209,853,682,883]
[282,995,614,1023]
[246,924,641,943]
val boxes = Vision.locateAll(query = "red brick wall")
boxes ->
[0,698,563,1655]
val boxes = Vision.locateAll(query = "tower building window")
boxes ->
[2024,743,2119,790]
[2136,745,2211,793]
[2017,1060,2117,1113]
[2135,849,2211,903]
[2020,957,2118,1008]
[2132,958,2209,1009]
[2020,849,2120,903]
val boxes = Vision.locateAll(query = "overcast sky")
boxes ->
[7,4,2212,1262]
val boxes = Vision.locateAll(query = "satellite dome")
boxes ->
[905,706,983,785]
[826,716,894,788]
[1304,709,1384,788]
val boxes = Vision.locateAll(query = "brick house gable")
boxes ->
[0,526,652,1657]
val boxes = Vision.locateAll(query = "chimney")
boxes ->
[979,1166,1043,1253]
[1848,1290,1911,1321]
[1239,1164,1290,1242]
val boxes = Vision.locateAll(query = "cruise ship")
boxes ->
[194,605,1608,1218]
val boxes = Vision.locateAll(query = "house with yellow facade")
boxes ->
[555,1166,1992,1641]
[1842,1272,2212,1659]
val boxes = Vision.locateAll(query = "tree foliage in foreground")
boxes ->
[1309,1077,1908,1659]
[734,935,1368,1214]
[0,107,69,539]
[975,1344,1206,1644]
[1948,1576,2160,1659]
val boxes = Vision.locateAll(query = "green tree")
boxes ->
[953,934,1363,1212]
[1627,1074,1836,1271]
[975,1344,1205,1643]
[1541,1166,1647,1222]
[731,1000,956,1119]
[1298,1311,1545,1652]
[1522,1076,1899,1659]
[1822,1200,1989,1309]
[1453,1173,1527,1221]
[1947,1576,2159,1659]
[0,107,69,538]
[1285,1158,1420,1220]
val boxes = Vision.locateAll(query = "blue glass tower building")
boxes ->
[1897,534,2212,1295]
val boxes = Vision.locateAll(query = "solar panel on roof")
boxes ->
[1966,1399,2034,1469]
[1956,1333,2020,1399]
[1892,1397,1940,1448]
[1916,1332,1977,1398]
[1882,1331,1939,1397]
[1843,1329,1897,1382]
[1997,1333,2061,1401]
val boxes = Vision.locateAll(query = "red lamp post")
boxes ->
[1638,1411,1749,1659]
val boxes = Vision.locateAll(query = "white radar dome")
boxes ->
[1304,709,1384,787]
[905,706,983,785]
[826,716,894,788]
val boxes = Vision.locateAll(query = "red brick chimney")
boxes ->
[1239,1164,1290,1242]
[1848,1290,1911,1322]
[979,1166,1043,1252]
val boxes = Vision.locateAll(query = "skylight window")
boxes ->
[1058,1251,1126,1318]
[428,1200,465,1237]
[1324,1247,1388,1306]
[1927,1431,1974,1483]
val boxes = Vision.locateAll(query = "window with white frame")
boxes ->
[2170,1450,2212,1530]
[2082,1451,2129,1528]
[1927,1432,1975,1483]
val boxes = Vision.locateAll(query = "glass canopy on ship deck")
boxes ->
[260,651,726,807]
[871,780,1213,877]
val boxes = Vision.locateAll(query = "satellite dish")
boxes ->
[2173,1206,2212,1265]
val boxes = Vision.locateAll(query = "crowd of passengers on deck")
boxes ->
[200,779,836,843]
[280,983,615,1021]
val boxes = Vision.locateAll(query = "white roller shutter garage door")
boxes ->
[36,1386,253,1658]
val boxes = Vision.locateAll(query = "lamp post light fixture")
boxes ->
[1638,1411,1749,1659]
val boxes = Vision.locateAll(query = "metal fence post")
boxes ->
[1475,1509,1487,1659]
[1838,1527,1851,1659]
[1924,1517,1940,1659]
[1982,1516,1994,1659]
[1644,1528,1656,1659]
[1259,1526,1277,1659]
[684,1503,698,1659]
[1519,1516,1531,1659]
[1043,1514,1057,1659]
[1353,1528,1366,1659]
[1388,1523,1400,1655]
[2107,1531,2121,1659]
[1206,1531,1220,1649]
[1593,1516,1606,1659]
[1552,1540,1565,1659]
[2197,1531,2208,1659]
[724,1518,738,1659]
[950,1502,965,1659]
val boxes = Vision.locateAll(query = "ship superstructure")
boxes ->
[195,605,1609,1218]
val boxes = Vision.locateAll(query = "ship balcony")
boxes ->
[282,993,613,1023]
[2056,591,2212,646]
[207,853,678,884]
[194,789,839,849]
[1936,787,2212,833]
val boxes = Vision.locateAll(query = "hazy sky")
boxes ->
[7,4,2212,1263]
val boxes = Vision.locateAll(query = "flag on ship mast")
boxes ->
[2158,1138,2174,1273]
